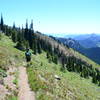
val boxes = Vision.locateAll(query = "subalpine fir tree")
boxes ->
[11,30,17,43]
[21,25,25,41]
[25,40,29,49]
[17,27,22,42]
[24,19,29,40]
[30,20,34,32]
[13,22,16,29]
[37,41,42,54]
[0,14,4,32]
[47,52,50,59]
[92,71,97,84]
[16,40,25,51]
[48,55,52,63]
[61,56,66,68]
[32,39,37,55]
[53,55,58,64]
[29,20,34,48]
[0,34,1,40]
[95,68,100,82]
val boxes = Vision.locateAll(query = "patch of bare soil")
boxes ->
[18,67,35,100]
[0,66,18,100]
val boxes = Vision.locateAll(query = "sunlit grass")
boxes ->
[27,52,100,100]
[0,33,100,100]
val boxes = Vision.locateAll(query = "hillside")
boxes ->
[27,52,100,100]
[36,32,100,69]
[0,33,24,100]
[57,37,85,52]
[0,33,100,100]
[57,37,100,64]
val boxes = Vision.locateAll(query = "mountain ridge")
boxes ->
[57,37,100,64]
[0,32,100,100]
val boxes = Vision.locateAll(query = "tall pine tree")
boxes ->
[29,20,34,48]
[24,19,29,40]
[0,14,4,32]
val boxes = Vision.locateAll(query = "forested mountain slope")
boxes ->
[57,37,100,64]
[0,34,100,100]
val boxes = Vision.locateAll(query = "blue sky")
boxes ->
[0,0,99,34]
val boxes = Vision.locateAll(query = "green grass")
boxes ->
[0,33,100,100]
[27,53,100,100]
[0,68,7,77]
[0,33,25,68]
[6,95,18,100]
[0,33,23,100]
[13,70,18,86]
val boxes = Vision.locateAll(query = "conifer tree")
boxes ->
[92,70,97,84]
[47,52,50,59]
[62,56,66,68]
[29,20,34,48]
[21,25,25,41]
[13,22,15,29]
[30,19,34,32]
[17,27,21,41]
[11,30,17,42]
[0,14,4,32]
[37,41,42,54]
[16,40,25,51]
[32,39,37,54]
[25,40,29,49]
[53,55,58,64]
[24,19,29,40]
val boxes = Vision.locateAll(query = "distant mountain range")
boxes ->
[55,33,100,64]
[73,33,100,48]
[45,33,100,38]
[57,37,84,53]
[45,33,100,48]
[44,33,83,38]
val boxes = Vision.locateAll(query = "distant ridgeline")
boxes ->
[0,14,100,86]
[56,37,100,65]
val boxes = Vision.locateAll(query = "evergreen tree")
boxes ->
[11,30,17,42]
[53,55,58,64]
[92,74,97,84]
[32,39,37,55]
[47,52,50,59]
[61,56,66,68]
[30,19,34,32]
[24,19,29,40]
[25,40,29,49]
[0,14,4,32]
[16,40,25,51]
[28,20,34,48]
[21,25,25,41]
[37,41,42,54]
[6,27,11,36]
[13,22,15,29]
[0,31,1,40]
[92,71,97,84]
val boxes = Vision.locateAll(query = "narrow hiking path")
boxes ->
[18,67,35,100]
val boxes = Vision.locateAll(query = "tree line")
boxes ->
[0,14,100,86]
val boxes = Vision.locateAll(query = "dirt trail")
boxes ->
[18,67,35,100]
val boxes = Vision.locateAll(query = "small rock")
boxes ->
[54,75,61,80]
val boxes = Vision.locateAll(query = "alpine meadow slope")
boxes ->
[0,32,100,100]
